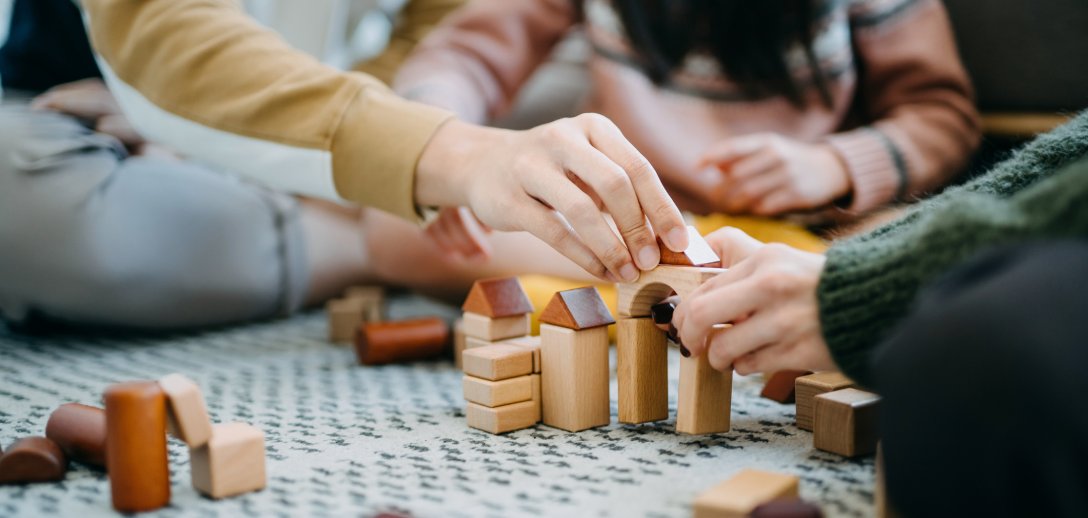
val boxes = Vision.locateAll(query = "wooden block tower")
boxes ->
[539,287,615,432]
[459,277,537,369]
[462,344,539,434]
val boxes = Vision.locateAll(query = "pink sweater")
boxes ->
[395,0,980,214]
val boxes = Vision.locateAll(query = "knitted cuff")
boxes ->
[826,129,906,213]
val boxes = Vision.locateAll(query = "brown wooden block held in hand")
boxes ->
[794,372,855,431]
[760,370,811,404]
[159,373,213,447]
[466,400,538,434]
[462,344,533,381]
[462,375,533,407]
[676,352,731,434]
[45,403,107,469]
[540,323,610,432]
[104,380,170,513]
[813,388,880,457]
[354,317,450,366]
[190,422,266,499]
[0,437,67,484]
[692,469,800,518]
[462,311,531,341]
[461,277,534,318]
[617,317,668,424]
[659,225,721,267]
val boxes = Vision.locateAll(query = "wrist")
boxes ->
[415,119,487,208]
[817,145,852,201]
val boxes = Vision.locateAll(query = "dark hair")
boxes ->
[612,0,832,107]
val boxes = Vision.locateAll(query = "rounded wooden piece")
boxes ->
[46,403,108,468]
[104,381,170,512]
[353,318,450,366]
[0,436,67,484]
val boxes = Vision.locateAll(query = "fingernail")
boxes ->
[666,227,688,251]
[637,246,658,270]
[620,263,639,283]
[680,345,691,358]
[651,302,675,324]
[667,324,679,342]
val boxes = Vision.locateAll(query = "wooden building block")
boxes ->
[676,353,731,434]
[750,500,824,517]
[617,265,725,317]
[0,437,67,484]
[540,324,610,432]
[326,298,365,343]
[795,372,855,431]
[45,403,106,468]
[813,388,880,457]
[539,287,615,330]
[466,400,538,434]
[465,336,493,349]
[616,317,668,424]
[190,422,266,499]
[693,469,800,518]
[530,374,542,421]
[345,285,384,321]
[462,277,534,317]
[158,373,213,447]
[462,375,533,407]
[760,370,811,404]
[659,225,721,267]
[104,381,170,513]
[462,344,533,381]
[354,317,450,366]
[454,318,466,370]
[502,335,541,373]
[462,311,531,341]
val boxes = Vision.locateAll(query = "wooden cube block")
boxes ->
[795,372,855,431]
[158,373,213,447]
[190,422,266,499]
[462,312,531,341]
[326,298,365,343]
[453,318,466,370]
[540,324,610,432]
[466,400,538,434]
[617,317,668,424]
[693,469,800,518]
[617,265,725,317]
[676,353,731,434]
[462,375,533,407]
[760,370,810,404]
[345,285,384,321]
[462,344,533,381]
[502,335,542,373]
[813,388,880,457]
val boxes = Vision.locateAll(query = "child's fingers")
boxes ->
[697,134,771,170]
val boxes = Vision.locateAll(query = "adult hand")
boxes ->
[672,227,837,374]
[416,114,689,282]
[699,133,851,215]
[424,207,493,260]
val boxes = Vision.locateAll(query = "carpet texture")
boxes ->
[0,297,875,517]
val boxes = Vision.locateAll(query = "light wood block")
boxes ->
[462,344,533,381]
[795,372,855,431]
[326,298,365,343]
[465,336,493,349]
[344,285,383,321]
[466,401,538,434]
[454,318,466,370]
[158,373,213,447]
[502,335,542,373]
[693,469,800,518]
[676,353,731,434]
[759,370,810,404]
[617,265,725,317]
[190,422,266,499]
[530,374,541,422]
[617,317,668,424]
[462,312,531,341]
[462,375,533,407]
[814,388,880,457]
[540,324,610,432]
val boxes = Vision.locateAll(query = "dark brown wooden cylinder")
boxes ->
[46,403,108,469]
[354,317,450,365]
[0,436,67,484]
[104,381,170,512]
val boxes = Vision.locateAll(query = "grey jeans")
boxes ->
[0,103,309,329]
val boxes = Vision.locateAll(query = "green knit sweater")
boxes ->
[818,111,1088,385]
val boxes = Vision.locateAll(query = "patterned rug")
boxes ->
[0,296,875,517]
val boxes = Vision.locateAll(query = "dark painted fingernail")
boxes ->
[680,345,691,358]
[667,324,679,342]
[651,302,675,324]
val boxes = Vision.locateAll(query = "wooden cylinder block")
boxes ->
[354,317,450,365]
[46,403,107,468]
[104,381,170,513]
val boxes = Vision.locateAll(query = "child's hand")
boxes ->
[699,133,851,215]
[424,207,493,261]
[672,227,837,374]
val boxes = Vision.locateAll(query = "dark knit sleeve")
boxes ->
[818,117,1088,385]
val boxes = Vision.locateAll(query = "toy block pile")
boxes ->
[327,285,384,343]
[794,372,882,458]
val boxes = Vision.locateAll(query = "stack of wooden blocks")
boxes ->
[326,286,384,343]
[458,277,539,369]
[794,372,881,457]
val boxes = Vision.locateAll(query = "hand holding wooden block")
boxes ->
[45,403,107,468]
[616,266,724,317]
[693,469,800,518]
[658,225,721,267]
[190,422,267,499]
[813,388,880,457]
[159,373,213,447]
[0,437,67,484]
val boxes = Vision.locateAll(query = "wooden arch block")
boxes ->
[617,266,725,317]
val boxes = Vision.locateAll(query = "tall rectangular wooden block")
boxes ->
[462,312,530,341]
[814,388,880,457]
[676,353,731,434]
[795,372,855,431]
[617,317,668,424]
[693,469,800,518]
[540,324,610,432]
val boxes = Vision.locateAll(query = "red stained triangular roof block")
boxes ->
[539,287,615,330]
[659,225,721,267]
[461,277,534,317]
